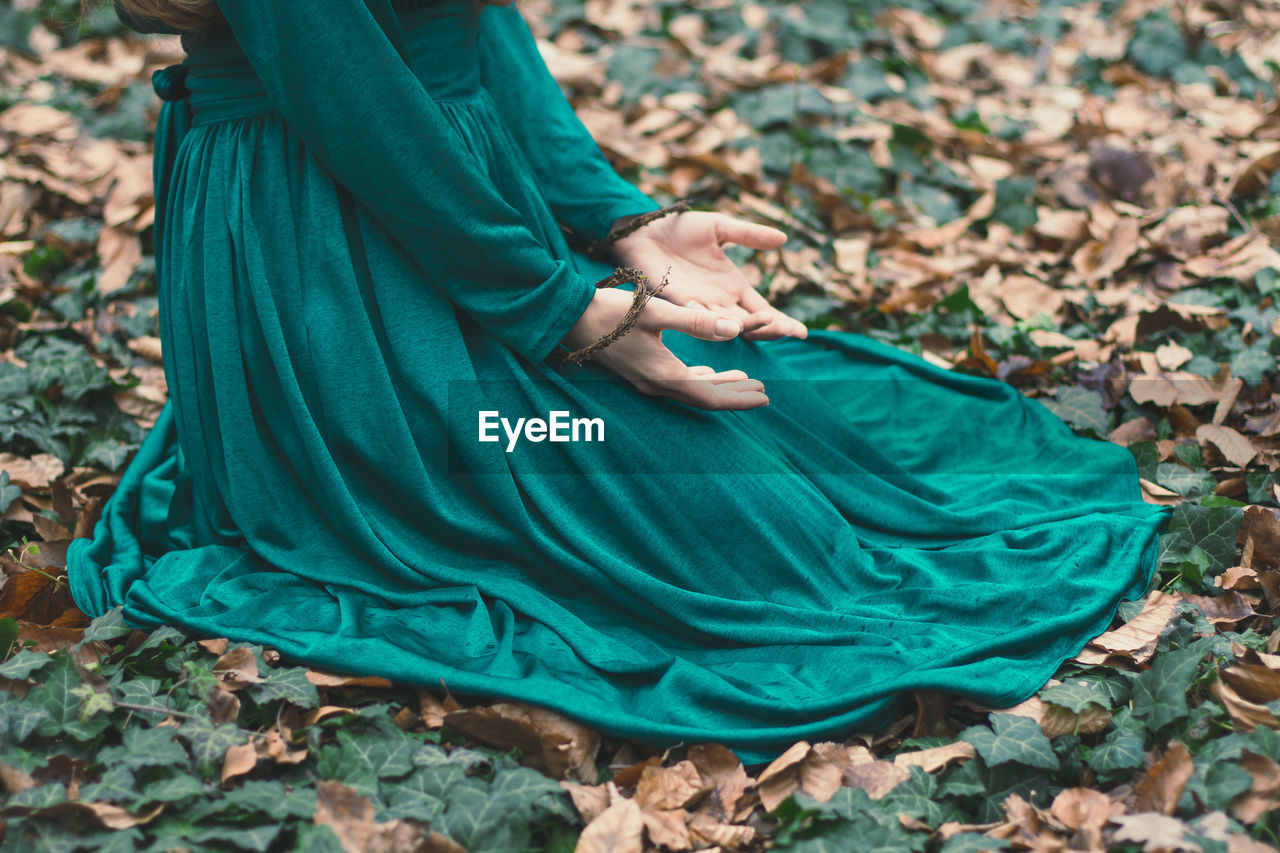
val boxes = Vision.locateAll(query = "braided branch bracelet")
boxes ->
[584,198,693,262]
[557,265,672,366]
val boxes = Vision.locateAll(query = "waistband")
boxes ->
[157,5,484,126]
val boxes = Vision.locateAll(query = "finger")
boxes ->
[704,369,751,384]
[738,291,808,339]
[662,377,770,411]
[689,364,715,376]
[712,214,789,251]
[739,309,774,332]
[641,299,741,341]
[740,313,795,341]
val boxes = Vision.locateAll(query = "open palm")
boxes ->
[608,210,808,341]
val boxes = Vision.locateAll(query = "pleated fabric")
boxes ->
[67,0,1172,764]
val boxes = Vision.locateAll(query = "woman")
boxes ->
[69,0,1172,764]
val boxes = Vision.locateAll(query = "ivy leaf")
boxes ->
[1127,10,1187,76]
[435,768,574,853]
[326,715,418,784]
[80,763,139,803]
[82,607,133,643]
[991,177,1038,233]
[1230,340,1274,386]
[177,716,247,780]
[772,810,928,852]
[959,714,1059,770]
[6,780,69,809]
[0,471,20,514]
[880,766,965,826]
[1042,386,1110,436]
[1131,646,1205,732]
[379,766,449,822]
[247,665,319,710]
[1155,463,1216,498]
[139,770,206,804]
[8,702,54,743]
[29,653,111,741]
[940,832,1014,852]
[0,648,56,680]
[82,438,133,471]
[1087,728,1146,773]
[97,725,191,772]
[1157,503,1243,575]
[1040,678,1114,713]
[939,759,1053,823]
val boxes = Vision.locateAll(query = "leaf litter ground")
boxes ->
[2,0,1280,850]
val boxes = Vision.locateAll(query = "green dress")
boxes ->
[68,0,1172,764]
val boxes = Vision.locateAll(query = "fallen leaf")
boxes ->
[1133,741,1194,815]
[576,785,643,853]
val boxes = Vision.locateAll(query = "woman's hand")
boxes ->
[558,287,769,411]
[608,210,808,341]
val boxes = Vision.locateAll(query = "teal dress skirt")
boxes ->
[68,0,1172,764]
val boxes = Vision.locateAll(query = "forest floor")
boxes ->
[2,0,1280,850]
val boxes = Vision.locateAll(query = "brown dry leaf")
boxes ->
[575,786,644,853]
[843,760,910,799]
[1231,751,1280,824]
[313,778,426,853]
[633,760,709,811]
[196,637,229,655]
[221,739,259,784]
[1111,812,1200,853]
[304,669,394,689]
[0,759,36,795]
[639,807,692,851]
[1155,342,1194,371]
[754,740,810,813]
[1128,368,1223,409]
[300,705,360,727]
[1133,741,1194,815]
[0,453,66,489]
[212,646,262,689]
[1218,566,1261,591]
[688,812,756,848]
[1042,701,1112,737]
[95,225,142,295]
[1214,669,1280,732]
[561,780,610,824]
[263,727,307,764]
[0,104,77,139]
[1183,591,1256,626]
[443,701,600,782]
[893,741,976,773]
[1078,590,1178,664]
[127,335,164,364]
[205,684,240,725]
[999,275,1065,321]
[686,743,749,818]
[1196,424,1258,468]
[1241,506,1280,570]
[1222,663,1280,706]
[1050,787,1113,851]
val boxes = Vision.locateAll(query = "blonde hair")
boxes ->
[113,0,224,32]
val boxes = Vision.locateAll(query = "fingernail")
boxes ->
[715,319,740,338]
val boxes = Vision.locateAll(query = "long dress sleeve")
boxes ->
[210,0,596,363]
[475,4,661,245]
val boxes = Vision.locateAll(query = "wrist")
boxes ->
[585,198,692,263]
